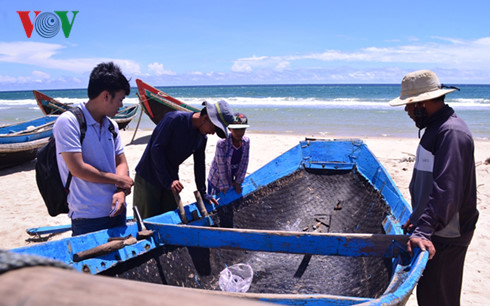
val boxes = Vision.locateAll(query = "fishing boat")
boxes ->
[11,139,427,305]
[136,79,199,125]
[0,116,57,169]
[111,104,140,130]
[33,90,139,130]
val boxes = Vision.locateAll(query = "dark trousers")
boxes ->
[133,173,177,219]
[417,240,469,306]
[72,211,126,236]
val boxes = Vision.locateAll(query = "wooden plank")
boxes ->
[0,266,274,306]
[148,223,408,258]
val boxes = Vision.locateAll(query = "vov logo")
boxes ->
[17,11,79,38]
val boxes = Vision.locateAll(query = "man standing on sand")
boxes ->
[133,99,235,219]
[390,70,479,306]
[54,62,134,236]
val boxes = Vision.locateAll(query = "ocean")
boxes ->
[1,84,489,139]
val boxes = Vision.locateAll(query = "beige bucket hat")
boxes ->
[389,70,457,106]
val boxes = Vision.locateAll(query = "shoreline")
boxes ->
[0,129,488,305]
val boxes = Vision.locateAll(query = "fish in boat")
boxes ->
[10,139,428,305]
[0,115,57,169]
[136,79,199,125]
[33,90,139,130]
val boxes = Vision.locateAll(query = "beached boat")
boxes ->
[111,104,139,130]
[11,139,427,305]
[33,90,139,130]
[136,79,199,125]
[0,116,57,169]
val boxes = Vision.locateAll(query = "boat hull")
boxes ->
[136,79,199,125]
[33,90,139,130]
[0,116,57,169]
[0,138,49,169]
[11,139,427,305]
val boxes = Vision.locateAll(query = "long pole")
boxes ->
[130,95,144,143]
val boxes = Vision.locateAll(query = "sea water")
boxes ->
[0,84,488,139]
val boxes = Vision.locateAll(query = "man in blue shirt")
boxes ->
[54,62,133,236]
[134,99,234,219]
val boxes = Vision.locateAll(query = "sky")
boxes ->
[1,0,490,91]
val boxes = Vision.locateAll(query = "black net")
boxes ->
[102,168,393,298]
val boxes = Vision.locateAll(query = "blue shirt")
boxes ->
[53,102,124,219]
[135,111,208,196]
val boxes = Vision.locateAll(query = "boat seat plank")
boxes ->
[148,223,408,258]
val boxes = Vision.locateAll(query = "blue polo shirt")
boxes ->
[53,103,124,219]
[135,111,207,195]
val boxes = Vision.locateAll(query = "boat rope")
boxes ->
[0,249,74,275]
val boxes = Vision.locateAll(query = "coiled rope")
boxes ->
[0,249,74,275]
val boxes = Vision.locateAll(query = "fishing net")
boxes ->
[103,168,393,298]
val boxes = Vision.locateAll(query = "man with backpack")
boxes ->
[53,62,133,236]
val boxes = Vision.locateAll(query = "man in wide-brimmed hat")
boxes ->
[133,99,235,219]
[390,70,479,306]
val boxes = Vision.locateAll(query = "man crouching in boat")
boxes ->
[133,99,235,219]
[54,62,134,236]
[390,70,479,306]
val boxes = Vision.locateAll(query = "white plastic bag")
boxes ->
[219,263,253,293]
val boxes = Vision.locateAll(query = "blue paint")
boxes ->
[0,115,57,144]
[11,139,427,305]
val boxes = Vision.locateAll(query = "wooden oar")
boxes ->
[7,121,54,136]
[172,192,188,224]
[73,235,137,262]
[193,190,209,218]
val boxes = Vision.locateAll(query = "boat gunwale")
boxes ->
[10,139,427,305]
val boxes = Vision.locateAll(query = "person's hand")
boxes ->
[402,219,414,234]
[233,182,242,194]
[110,191,126,217]
[407,236,436,260]
[209,197,219,206]
[202,193,220,206]
[116,175,134,190]
[171,180,184,194]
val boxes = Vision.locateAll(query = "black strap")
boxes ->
[63,108,118,191]
[108,120,117,139]
[440,84,461,91]
[64,107,87,190]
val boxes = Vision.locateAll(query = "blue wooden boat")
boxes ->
[11,139,428,305]
[33,90,139,130]
[0,116,57,169]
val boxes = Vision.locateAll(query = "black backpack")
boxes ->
[35,108,116,217]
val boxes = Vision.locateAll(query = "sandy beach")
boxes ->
[0,129,489,304]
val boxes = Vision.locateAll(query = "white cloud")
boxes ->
[274,61,290,71]
[231,37,490,72]
[231,62,252,72]
[0,70,50,84]
[0,41,141,74]
[147,62,175,76]
[32,70,50,79]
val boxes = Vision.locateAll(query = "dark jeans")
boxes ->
[417,240,469,306]
[72,210,126,236]
[133,173,177,219]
